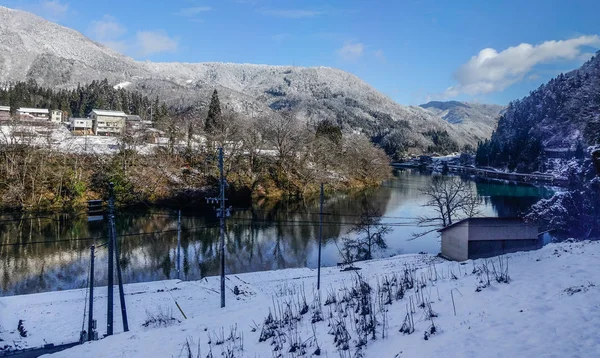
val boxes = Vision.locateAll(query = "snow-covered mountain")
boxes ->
[420,101,504,143]
[0,5,487,154]
[479,51,600,171]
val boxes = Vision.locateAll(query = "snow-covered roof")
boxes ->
[18,107,49,114]
[90,109,127,117]
[70,117,92,121]
[0,106,9,111]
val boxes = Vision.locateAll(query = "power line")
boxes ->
[145,210,417,221]
[0,225,218,247]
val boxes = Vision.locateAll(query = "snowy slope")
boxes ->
[0,6,484,153]
[1,241,598,357]
[420,101,504,142]
[484,51,600,168]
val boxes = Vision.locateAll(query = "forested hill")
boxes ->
[0,79,169,120]
[476,51,600,172]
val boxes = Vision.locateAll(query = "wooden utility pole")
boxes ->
[177,210,181,279]
[206,148,229,308]
[317,183,324,290]
[88,245,95,341]
[113,212,129,332]
[107,184,114,336]
[219,148,226,308]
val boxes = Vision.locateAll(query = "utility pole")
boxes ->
[106,183,115,336]
[218,147,226,308]
[88,245,95,342]
[206,147,230,308]
[113,211,129,332]
[317,183,324,290]
[177,209,181,279]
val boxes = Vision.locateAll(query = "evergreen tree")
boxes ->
[0,78,157,118]
[205,89,222,134]
[575,140,586,159]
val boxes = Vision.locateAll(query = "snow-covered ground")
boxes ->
[1,241,599,357]
[0,124,170,155]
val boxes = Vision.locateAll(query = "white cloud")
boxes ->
[41,0,68,20]
[135,31,178,56]
[24,0,69,21]
[443,35,600,98]
[337,42,364,61]
[261,9,322,18]
[101,40,129,54]
[87,15,178,57]
[176,6,212,17]
[89,15,126,41]
[374,49,386,62]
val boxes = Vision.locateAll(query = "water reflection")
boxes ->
[0,170,553,296]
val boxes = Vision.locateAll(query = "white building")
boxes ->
[50,110,63,123]
[70,118,93,133]
[18,108,49,121]
[0,105,10,120]
[89,109,127,136]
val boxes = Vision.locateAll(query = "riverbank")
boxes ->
[1,240,598,357]
[0,138,391,212]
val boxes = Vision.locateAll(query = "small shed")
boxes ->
[439,217,540,261]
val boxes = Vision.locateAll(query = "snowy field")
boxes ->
[0,124,170,155]
[1,240,599,357]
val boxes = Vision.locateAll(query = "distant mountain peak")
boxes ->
[419,101,504,142]
[420,100,469,110]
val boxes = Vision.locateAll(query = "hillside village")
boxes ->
[0,106,152,138]
[0,104,179,156]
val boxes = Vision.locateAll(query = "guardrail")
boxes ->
[391,163,560,185]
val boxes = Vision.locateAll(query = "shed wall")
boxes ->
[441,222,469,261]
[468,239,541,259]
[468,221,538,241]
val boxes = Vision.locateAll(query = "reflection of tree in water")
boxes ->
[340,199,391,264]
[0,186,396,295]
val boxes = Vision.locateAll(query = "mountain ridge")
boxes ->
[419,101,504,146]
[476,51,600,172]
[0,5,492,155]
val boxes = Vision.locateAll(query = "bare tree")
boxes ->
[155,115,182,156]
[341,200,391,263]
[239,115,268,182]
[262,111,309,163]
[413,176,480,238]
[341,133,391,185]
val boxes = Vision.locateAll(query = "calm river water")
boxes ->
[0,170,554,295]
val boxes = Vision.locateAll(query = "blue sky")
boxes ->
[2,0,600,105]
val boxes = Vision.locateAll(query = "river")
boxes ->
[0,170,555,296]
